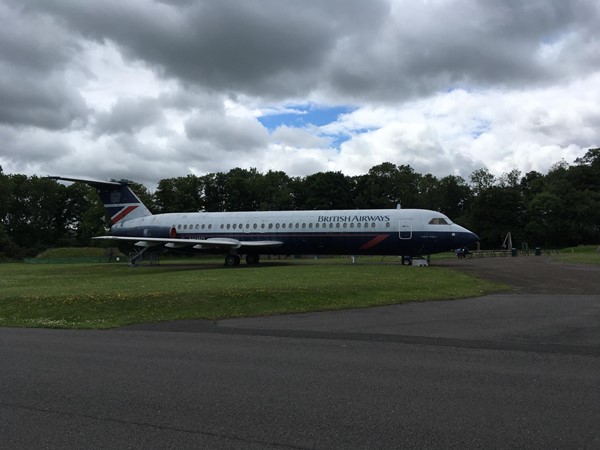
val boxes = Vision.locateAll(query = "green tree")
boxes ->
[355,163,421,209]
[295,171,355,209]
[63,182,107,246]
[259,171,295,210]
[154,175,203,213]
[222,168,264,211]
[526,191,565,246]
[468,184,525,248]
[574,147,600,168]
[469,168,496,195]
[202,172,228,212]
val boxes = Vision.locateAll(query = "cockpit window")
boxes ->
[429,217,449,225]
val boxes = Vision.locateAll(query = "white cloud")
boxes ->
[271,126,330,149]
[1,0,599,186]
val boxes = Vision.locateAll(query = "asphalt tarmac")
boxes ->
[1,256,599,449]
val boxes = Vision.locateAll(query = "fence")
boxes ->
[23,257,122,264]
[467,249,559,258]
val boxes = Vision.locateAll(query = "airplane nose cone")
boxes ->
[468,231,479,245]
[453,225,479,247]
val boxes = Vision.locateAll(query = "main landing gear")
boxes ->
[224,254,261,267]
[224,254,241,267]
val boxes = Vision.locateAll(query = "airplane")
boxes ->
[50,176,479,266]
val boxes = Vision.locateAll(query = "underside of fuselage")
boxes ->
[117,227,475,266]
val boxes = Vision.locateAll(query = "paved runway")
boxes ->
[1,257,599,449]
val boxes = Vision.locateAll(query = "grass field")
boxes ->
[557,245,600,265]
[0,259,506,329]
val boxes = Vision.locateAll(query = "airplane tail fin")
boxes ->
[50,176,152,224]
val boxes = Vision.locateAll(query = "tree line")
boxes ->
[1,148,598,259]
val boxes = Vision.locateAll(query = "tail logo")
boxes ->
[109,205,139,224]
[110,191,122,204]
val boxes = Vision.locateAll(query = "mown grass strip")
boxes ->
[0,261,506,329]
[556,245,600,265]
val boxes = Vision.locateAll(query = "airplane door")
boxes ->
[399,219,412,239]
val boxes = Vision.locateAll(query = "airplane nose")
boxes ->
[468,231,479,245]
[453,225,479,246]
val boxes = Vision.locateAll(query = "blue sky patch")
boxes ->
[471,119,491,138]
[258,104,356,131]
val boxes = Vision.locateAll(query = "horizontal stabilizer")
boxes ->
[48,176,125,188]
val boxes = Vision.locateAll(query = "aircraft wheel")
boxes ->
[401,256,412,266]
[225,254,241,267]
[246,254,260,265]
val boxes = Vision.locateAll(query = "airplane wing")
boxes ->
[93,236,283,251]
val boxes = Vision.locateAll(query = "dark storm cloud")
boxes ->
[94,97,164,135]
[14,0,599,103]
[0,2,88,129]
[16,0,389,98]
[184,111,269,152]
[1,0,599,183]
[328,0,600,100]
[0,125,74,167]
[0,71,87,129]
[0,2,76,72]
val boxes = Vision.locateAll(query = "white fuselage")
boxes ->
[112,208,478,257]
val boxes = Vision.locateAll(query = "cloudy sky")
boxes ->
[1,0,599,187]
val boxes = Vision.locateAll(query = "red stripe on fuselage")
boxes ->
[111,205,138,224]
[359,234,390,250]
